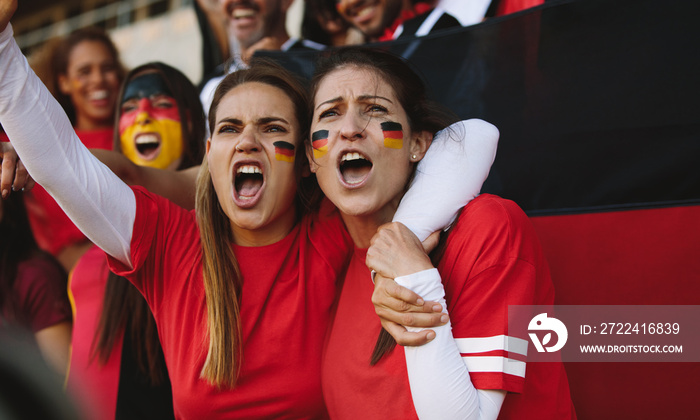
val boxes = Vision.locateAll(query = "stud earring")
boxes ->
[411,154,417,160]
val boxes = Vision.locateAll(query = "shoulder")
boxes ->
[448,194,540,263]
[16,253,66,287]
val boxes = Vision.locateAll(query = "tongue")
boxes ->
[341,166,370,184]
[237,177,263,197]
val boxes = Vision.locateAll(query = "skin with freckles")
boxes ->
[118,72,184,170]
[207,81,299,246]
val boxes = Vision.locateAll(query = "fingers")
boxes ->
[1,149,17,198]
[374,275,424,306]
[382,321,437,347]
[12,158,29,192]
[421,230,441,253]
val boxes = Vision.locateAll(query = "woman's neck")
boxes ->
[340,200,399,249]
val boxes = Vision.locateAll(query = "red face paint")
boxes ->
[381,121,403,149]
[273,141,295,162]
[312,130,329,159]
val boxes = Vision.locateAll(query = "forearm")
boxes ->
[0,25,134,265]
[397,269,505,419]
[393,119,498,242]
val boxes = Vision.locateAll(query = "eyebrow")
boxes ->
[315,95,393,110]
[215,116,290,126]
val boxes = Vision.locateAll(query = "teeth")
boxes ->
[233,9,255,18]
[355,6,373,18]
[90,90,108,100]
[136,134,159,145]
[341,152,365,162]
[237,165,261,174]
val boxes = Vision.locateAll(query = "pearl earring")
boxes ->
[411,154,417,160]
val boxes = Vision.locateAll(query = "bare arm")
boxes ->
[34,321,72,378]
[91,149,199,210]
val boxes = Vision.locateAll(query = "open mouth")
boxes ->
[234,163,264,207]
[347,0,378,24]
[135,133,161,160]
[339,152,372,187]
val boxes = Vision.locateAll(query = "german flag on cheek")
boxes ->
[381,122,403,149]
[312,130,329,159]
[273,141,295,163]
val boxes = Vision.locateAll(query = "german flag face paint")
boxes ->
[312,130,329,159]
[381,121,403,149]
[118,73,184,170]
[273,141,295,163]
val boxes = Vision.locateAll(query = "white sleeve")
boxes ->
[393,119,498,242]
[396,269,506,420]
[0,25,134,266]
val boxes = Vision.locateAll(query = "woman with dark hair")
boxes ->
[66,62,205,420]
[23,26,126,272]
[310,47,576,419]
[0,192,71,375]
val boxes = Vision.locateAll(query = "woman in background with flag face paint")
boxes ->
[66,62,205,420]
[310,47,575,420]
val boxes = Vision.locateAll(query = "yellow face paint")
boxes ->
[119,110,184,170]
[312,130,329,159]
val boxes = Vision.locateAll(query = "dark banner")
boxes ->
[261,0,700,215]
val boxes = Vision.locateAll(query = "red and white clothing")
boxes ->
[107,188,351,419]
[323,195,576,419]
[0,24,501,419]
[24,128,113,256]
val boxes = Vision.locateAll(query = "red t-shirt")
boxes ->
[322,194,576,419]
[1,253,70,332]
[108,187,352,419]
[66,245,122,420]
[22,128,113,256]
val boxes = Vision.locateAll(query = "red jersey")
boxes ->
[66,245,121,420]
[322,194,576,419]
[108,187,352,419]
[23,128,113,256]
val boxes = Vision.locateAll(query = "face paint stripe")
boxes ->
[273,141,295,162]
[312,130,329,141]
[382,130,403,139]
[381,121,403,149]
[311,130,329,158]
[380,122,402,132]
[383,138,403,149]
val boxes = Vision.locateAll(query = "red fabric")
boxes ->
[23,128,113,256]
[378,2,434,41]
[65,245,121,420]
[322,195,576,420]
[108,187,352,419]
[530,205,700,419]
[3,254,70,332]
[496,0,545,16]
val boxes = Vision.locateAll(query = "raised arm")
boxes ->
[0,21,134,266]
[393,118,498,242]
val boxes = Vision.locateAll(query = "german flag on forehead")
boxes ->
[273,141,295,162]
[381,122,403,149]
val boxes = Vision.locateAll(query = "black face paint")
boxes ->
[121,73,172,104]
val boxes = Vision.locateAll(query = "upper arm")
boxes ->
[34,321,72,376]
